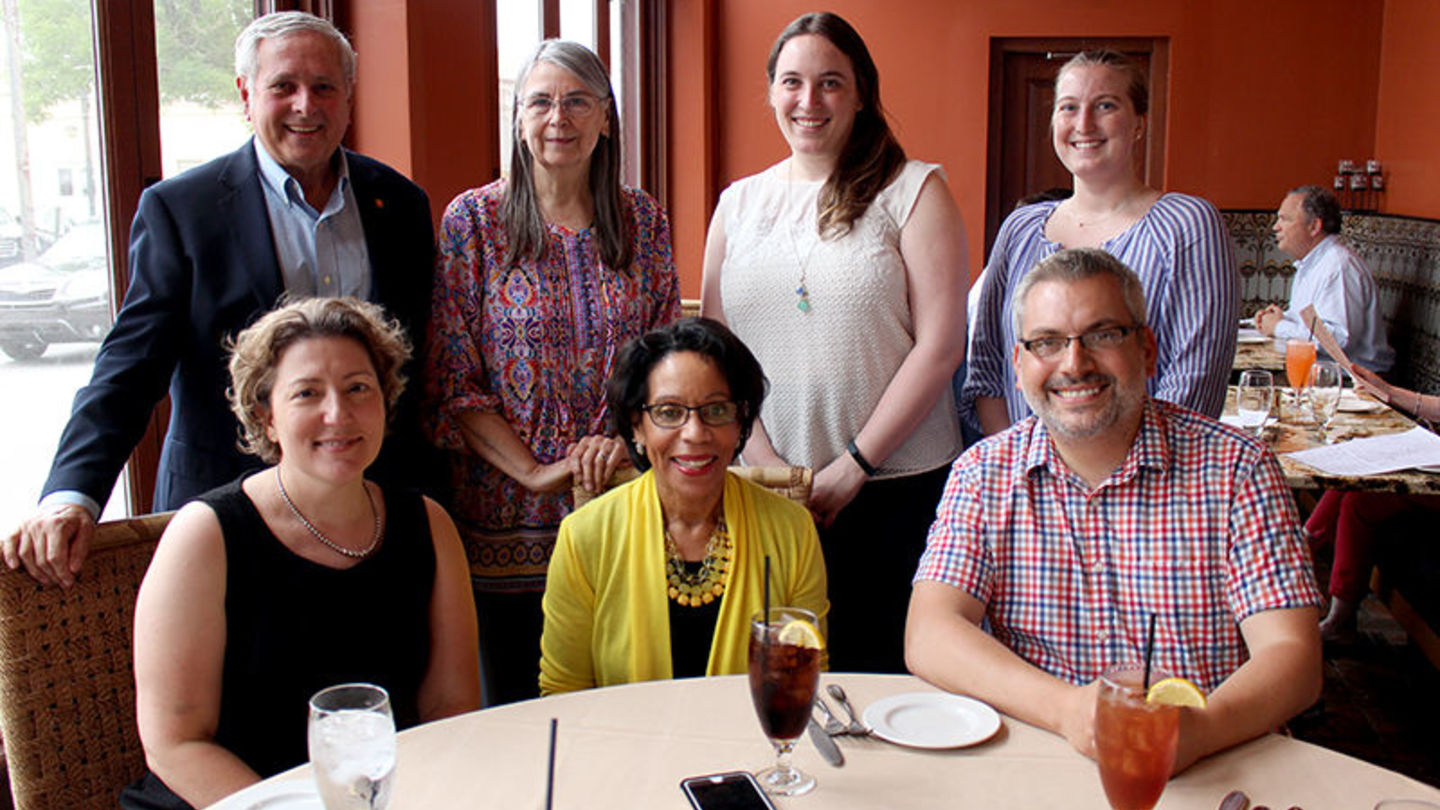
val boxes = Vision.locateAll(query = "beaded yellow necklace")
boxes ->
[664,516,732,607]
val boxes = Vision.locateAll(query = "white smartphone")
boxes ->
[679,771,778,810]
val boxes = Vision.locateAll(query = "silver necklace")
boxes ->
[275,467,382,559]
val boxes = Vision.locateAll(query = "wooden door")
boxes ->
[983,38,1169,258]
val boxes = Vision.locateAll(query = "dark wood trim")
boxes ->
[642,0,668,203]
[542,0,559,39]
[982,37,1170,259]
[94,0,165,513]
[594,0,610,71]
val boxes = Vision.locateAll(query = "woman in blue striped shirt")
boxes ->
[963,50,1237,434]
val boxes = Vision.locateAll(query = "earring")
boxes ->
[634,440,645,455]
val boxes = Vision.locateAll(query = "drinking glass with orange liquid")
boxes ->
[1285,339,1317,412]
[1095,665,1180,810]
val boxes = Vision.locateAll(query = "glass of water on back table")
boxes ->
[308,683,397,810]
[1236,370,1273,436]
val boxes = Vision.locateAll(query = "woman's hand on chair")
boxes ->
[568,435,630,495]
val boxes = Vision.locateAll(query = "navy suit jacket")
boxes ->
[43,141,438,511]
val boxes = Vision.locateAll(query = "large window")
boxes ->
[0,0,252,527]
[496,0,651,189]
[0,0,118,524]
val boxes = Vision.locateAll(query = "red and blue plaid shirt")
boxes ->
[914,399,1321,692]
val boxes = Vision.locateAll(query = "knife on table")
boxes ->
[807,717,844,767]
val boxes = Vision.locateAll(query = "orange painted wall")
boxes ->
[670,0,1385,293]
[1374,0,1440,219]
[348,0,496,224]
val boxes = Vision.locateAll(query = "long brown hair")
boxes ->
[767,12,906,239]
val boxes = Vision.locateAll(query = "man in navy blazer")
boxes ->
[3,12,436,586]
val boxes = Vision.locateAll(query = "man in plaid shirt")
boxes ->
[908,248,1322,774]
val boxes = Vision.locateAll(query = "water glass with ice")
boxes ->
[308,683,397,810]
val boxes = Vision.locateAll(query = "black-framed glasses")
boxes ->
[521,93,605,120]
[640,401,739,429]
[1019,324,1141,359]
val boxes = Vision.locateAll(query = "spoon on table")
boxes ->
[826,684,869,736]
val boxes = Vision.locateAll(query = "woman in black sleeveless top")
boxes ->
[124,298,480,810]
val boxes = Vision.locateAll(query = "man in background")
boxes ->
[1256,185,1393,372]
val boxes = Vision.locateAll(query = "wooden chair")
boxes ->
[0,512,173,810]
[572,465,812,510]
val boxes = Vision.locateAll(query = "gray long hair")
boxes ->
[235,11,357,87]
[504,40,630,270]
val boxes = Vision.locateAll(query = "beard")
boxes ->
[1022,371,1146,440]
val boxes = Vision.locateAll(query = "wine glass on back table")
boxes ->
[1236,370,1273,436]
[308,683,396,810]
[748,607,823,797]
[1308,360,1343,443]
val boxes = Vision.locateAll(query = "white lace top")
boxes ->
[716,159,961,477]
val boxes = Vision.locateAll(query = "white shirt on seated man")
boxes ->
[1256,185,1394,373]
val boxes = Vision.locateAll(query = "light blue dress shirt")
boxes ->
[253,138,371,299]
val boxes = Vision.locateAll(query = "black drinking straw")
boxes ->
[1142,613,1158,690]
[763,555,772,622]
[545,717,557,810]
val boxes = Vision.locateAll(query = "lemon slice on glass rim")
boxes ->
[776,618,824,649]
[1146,677,1207,708]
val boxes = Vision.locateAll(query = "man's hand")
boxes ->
[1058,679,1102,760]
[1254,305,1284,336]
[3,504,96,588]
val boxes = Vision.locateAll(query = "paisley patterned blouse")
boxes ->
[424,180,680,592]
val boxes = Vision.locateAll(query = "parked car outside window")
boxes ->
[0,221,111,361]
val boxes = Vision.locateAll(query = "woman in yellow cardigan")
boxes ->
[540,318,828,694]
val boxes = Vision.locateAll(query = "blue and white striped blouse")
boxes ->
[962,192,1238,424]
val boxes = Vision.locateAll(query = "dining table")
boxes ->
[207,673,1440,810]
[1225,385,1440,496]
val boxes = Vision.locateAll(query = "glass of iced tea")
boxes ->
[1094,665,1179,810]
[748,607,823,797]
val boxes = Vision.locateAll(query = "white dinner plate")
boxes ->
[861,692,1001,749]
[1236,330,1269,345]
[1337,392,1387,413]
[228,778,323,810]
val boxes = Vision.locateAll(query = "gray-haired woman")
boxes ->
[423,39,680,704]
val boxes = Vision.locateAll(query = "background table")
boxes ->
[1225,386,1440,495]
[210,674,1440,809]
[1233,338,1287,375]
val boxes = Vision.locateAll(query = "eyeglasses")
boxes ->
[1019,324,1141,359]
[521,93,605,120]
[640,401,740,429]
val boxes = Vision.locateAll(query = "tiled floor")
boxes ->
[1287,596,1440,788]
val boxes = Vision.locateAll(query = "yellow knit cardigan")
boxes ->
[539,470,829,695]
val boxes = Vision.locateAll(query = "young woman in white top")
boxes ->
[700,11,967,673]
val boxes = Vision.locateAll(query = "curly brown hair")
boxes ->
[226,297,411,464]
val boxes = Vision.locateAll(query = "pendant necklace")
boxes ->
[275,467,383,559]
[784,161,820,313]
